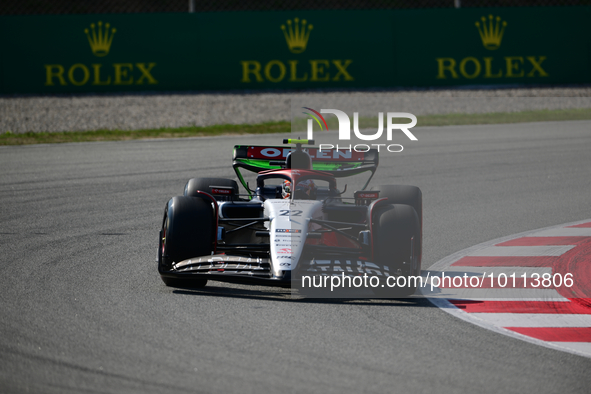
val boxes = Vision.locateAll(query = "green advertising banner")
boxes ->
[198,10,394,90]
[1,14,200,93]
[0,7,589,94]
[394,7,590,87]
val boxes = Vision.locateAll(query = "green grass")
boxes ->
[2,108,590,146]
[0,121,290,146]
[293,108,591,130]
[401,108,591,127]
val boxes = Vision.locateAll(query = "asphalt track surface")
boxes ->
[1,120,590,393]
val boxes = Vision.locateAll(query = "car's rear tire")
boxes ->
[371,203,421,298]
[158,196,214,287]
[184,177,239,197]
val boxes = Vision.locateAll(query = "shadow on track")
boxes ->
[170,284,441,308]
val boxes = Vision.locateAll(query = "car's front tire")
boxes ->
[371,184,422,276]
[370,203,421,298]
[158,196,214,287]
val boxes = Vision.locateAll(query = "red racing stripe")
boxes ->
[496,236,590,246]
[552,238,591,300]
[567,222,591,228]
[506,327,591,342]
[439,278,553,288]
[451,256,557,267]
[449,300,591,314]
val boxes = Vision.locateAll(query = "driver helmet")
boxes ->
[282,180,292,199]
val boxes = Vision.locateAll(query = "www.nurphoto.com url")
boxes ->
[300,272,575,292]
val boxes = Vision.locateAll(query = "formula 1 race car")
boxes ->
[157,139,422,296]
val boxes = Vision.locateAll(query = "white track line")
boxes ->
[424,287,568,301]
[470,313,591,327]
[467,245,575,256]
[530,228,591,237]
[549,342,591,353]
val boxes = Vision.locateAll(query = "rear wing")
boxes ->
[232,145,379,193]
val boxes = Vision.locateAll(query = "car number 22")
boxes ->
[279,210,302,216]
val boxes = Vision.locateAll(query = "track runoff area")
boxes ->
[421,219,591,358]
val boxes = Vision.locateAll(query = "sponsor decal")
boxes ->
[475,15,507,50]
[354,191,380,199]
[247,146,365,161]
[276,229,302,233]
[306,259,390,276]
[289,199,317,205]
[248,147,293,159]
[185,255,259,264]
[175,255,269,271]
[44,21,158,88]
[277,247,292,254]
[281,18,313,54]
[85,21,116,57]
[240,18,353,84]
[246,146,365,161]
[211,187,233,195]
[435,15,548,80]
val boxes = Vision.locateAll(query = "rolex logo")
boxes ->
[281,18,313,54]
[475,15,507,50]
[84,21,116,57]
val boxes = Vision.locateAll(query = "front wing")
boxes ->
[161,251,398,288]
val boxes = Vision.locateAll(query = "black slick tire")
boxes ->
[371,203,421,298]
[371,184,422,276]
[158,196,214,288]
